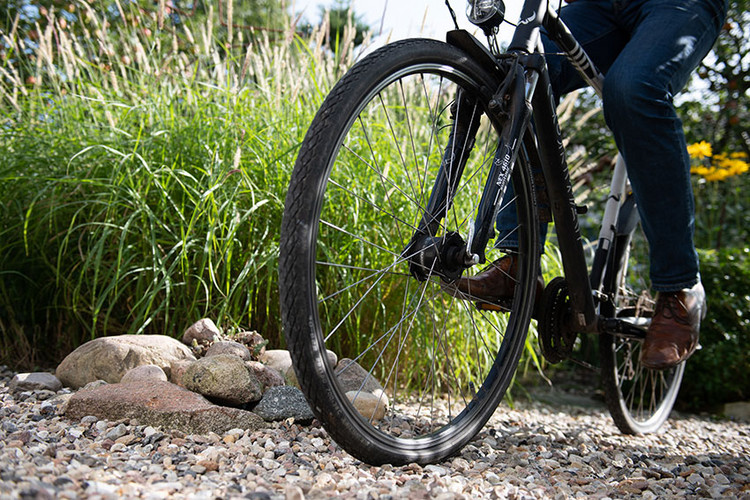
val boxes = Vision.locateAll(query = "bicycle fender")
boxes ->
[446,30,504,78]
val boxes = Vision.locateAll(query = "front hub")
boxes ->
[404,231,473,283]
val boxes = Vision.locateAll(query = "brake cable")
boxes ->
[445,0,460,30]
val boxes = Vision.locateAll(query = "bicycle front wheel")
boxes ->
[599,194,685,433]
[279,39,539,465]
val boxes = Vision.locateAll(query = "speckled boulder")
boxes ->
[182,354,262,406]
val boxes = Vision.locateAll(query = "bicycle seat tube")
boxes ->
[510,0,602,331]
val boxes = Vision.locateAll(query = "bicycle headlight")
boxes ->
[467,0,505,33]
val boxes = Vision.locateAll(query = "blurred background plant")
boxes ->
[688,140,750,249]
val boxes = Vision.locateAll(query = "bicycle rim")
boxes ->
[600,196,684,433]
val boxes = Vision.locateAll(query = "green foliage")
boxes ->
[677,248,750,410]
[682,0,750,155]
[0,3,347,368]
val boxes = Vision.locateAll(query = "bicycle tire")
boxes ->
[279,39,539,465]
[599,194,685,433]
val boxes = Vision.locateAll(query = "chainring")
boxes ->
[538,277,579,364]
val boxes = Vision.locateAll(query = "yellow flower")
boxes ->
[687,141,713,159]
[690,147,748,181]
[691,166,712,176]
[704,169,732,182]
[726,159,749,176]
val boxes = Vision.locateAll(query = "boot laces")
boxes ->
[655,293,691,326]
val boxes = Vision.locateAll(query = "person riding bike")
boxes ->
[455,0,728,370]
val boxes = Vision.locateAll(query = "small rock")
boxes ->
[205,341,252,361]
[233,331,268,358]
[336,359,386,395]
[105,423,129,441]
[81,380,108,391]
[325,350,338,368]
[424,464,448,476]
[345,391,387,421]
[120,365,168,384]
[183,318,220,345]
[246,361,285,391]
[9,372,62,392]
[260,350,293,379]
[714,473,730,485]
[253,386,315,424]
[285,485,305,500]
[687,473,705,485]
[190,464,207,474]
[169,359,194,388]
[197,459,219,472]
[183,354,262,406]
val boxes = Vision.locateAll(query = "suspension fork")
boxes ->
[403,88,485,282]
[467,60,535,264]
[415,89,484,238]
[404,56,535,282]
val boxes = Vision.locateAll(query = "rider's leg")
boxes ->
[601,0,726,292]
[602,0,726,369]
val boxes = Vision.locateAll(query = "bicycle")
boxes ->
[279,0,687,465]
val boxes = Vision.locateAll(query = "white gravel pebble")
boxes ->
[0,365,748,499]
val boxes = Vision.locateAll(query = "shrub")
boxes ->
[677,247,750,410]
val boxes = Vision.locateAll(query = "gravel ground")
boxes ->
[1,366,748,500]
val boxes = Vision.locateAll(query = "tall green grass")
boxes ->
[0,2,592,384]
[0,2,362,368]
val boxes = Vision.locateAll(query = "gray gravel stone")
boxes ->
[0,366,748,499]
[9,372,62,392]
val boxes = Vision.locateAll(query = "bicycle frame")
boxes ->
[441,0,636,334]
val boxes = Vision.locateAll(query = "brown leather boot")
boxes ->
[443,255,544,311]
[640,282,706,370]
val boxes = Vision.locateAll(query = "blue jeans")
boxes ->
[495,0,727,291]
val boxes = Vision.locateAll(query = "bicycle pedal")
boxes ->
[475,301,510,313]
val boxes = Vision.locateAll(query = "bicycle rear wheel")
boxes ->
[279,39,539,465]
[599,194,685,433]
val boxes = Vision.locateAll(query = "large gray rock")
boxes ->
[56,335,196,389]
[253,386,315,424]
[183,354,262,406]
[182,318,220,345]
[64,380,265,434]
[9,372,62,392]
